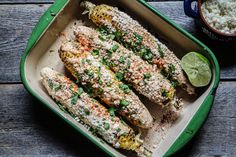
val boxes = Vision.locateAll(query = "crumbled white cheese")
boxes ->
[201,0,236,34]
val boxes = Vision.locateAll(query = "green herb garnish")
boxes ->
[91,49,99,56]
[143,49,153,61]
[84,69,94,78]
[120,100,130,107]
[106,81,112,86]
[48,79,54,89]
[115,31,123,42]
[86,59,91,64]
[158,45,164,58]
[119,84,130,94]
[112,45,119,52]
[118,56,125,64]
[104,122,110,130]
[161,90,169,97]
[127,60,131,68]
[171,80,179,88]
[84,108,90,115]
[71,88,83,105]
[134,33,143,43]
[116,71,124,81]
[106,49,113,57]
[168,64,176,74]
[97,88,103,95]
[116,128,121,133]
[97,25,108,35]
[144,73,151,79]
[54,85,62,92]
[108,107,116,117]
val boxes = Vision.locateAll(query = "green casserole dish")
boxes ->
[20,0,220,156]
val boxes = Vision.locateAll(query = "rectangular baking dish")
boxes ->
[20,0,220,156]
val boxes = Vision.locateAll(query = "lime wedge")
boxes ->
[181,52,212,87]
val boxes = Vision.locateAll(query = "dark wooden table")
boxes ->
[0,0,236,156]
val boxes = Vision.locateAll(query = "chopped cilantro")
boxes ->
[158,45,164,58]
[86,59,91,64]
[54,85,62,92]
[119,84,130,94]
[71,88,83,105]
[144,73,151,79]
[106,81,112,86]
[84,108,90,115]
[115,31,123,42]
[48,79,54,89]
[84,69,94,78]
[139,48,147,57]
[134,33,143,43]
[112,45,119,52]
[110,62,117,67]
[85,85,94,97]
[118,56,125,64]
[161,90,169,97]
[91,49,99,56]
[77,88,84,96]
[97,25,108,35]
[97,88,103,95]
[143,49,153,61]
[108,107,116,117]
[106,49,113,56]
[161,69,168,78]
[120,100,130,107]
[48,79,62,92]
[116,71,124,81]
[109,34,115,40]
[81,58,86,63]
[116,128,121,133]
[127,60,131,68]
[71,94,78,105]
[104,122,110,130]
[99,35,106,41]
[171,80,179,88]
[98,78,103,84]
[168,64,176,74]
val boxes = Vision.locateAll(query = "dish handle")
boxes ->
[184,0,199,18]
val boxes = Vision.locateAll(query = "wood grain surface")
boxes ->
[0,1,235,157]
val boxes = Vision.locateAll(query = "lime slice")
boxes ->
[181,52,212,87]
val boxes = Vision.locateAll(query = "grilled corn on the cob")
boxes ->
[81,1,195,95]
[40,67,151,155]
[74,26,179,107]
[59,41,153,128]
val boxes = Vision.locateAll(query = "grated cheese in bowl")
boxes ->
[201,0,236,35]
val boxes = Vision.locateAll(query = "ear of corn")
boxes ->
[74,26,180,108]
[40,67,151,155]
[81,1,195,95]
[58,41,153,129]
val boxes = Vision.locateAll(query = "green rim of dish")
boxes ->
[20,0,220,157]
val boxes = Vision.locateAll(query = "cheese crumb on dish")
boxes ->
[201,0,236,34]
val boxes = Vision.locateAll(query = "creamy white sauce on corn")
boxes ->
[40,67,133,147]
[59,42,153,128]
[74,26,178,106]
[81,1,195,95]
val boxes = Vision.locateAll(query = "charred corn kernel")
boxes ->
[74,26,180,107]
[81,1,195,95]
[40,67,152,155]
[58,41,153,128]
